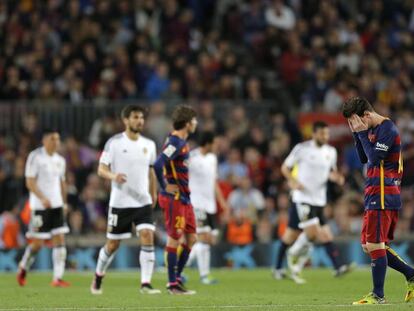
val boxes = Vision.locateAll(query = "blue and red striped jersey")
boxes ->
[353,119,403,210]
[155,134,191,203]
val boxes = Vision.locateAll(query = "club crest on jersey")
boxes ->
[368,134,376,142]
[143,147,148,154]
[163,145,176,157]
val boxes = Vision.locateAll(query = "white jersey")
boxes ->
[284,140,337,206]
[25,147,66,211]
[100,132,156,208]
[189,148,217,214]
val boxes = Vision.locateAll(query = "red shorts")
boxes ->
[158,194,196,240]
[361,210,399,244]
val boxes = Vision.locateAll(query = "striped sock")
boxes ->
[386,246,414,281]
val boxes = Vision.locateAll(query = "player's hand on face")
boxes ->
[288,179,304,190]
[350,115,368,132]
[166,184,179,195]
[41,198,52,209]
[347,119,356,132]
[114,173,127,184]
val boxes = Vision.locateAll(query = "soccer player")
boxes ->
[273,121,351,283]
[188,131,229,285]
[153,105,198,295]
[17,129,70,287]
[342,97,414,304]
[90,105,160,295]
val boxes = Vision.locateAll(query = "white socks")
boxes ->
[140,245,155,284]
[20,245,37,270]
[196,242,211,278]
[96,246,116,276]
[52,246,67,281]
[289,232,312,257]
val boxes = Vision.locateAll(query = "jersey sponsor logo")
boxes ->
[375,142,389,152]
[163,145,176,157]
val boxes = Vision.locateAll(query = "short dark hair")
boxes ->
[172,105,197,130]
[199,131,215,146]
[42,128,58,137]
[342,97,374,118]
[121,105,147,119]
[313,121,328,132]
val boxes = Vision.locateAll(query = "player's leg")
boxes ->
[187,209,207,272]
[318,224,354,277]
[135,206,160,294]
[175,204,197,292]
[51,233,70,287]
[353,211,387,304]
[50,207,70,287]
[194,231,214,283]
[159,195,195,295]
[91,207,130,295]
[273,203,301,279]
[17,209,51,286]
[91,239,120,294]
[274,229,301,277]
[381,211,414,302]
[198,213,219,285]
[17,238,43,286]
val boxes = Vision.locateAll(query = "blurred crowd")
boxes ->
[2,0,414,248]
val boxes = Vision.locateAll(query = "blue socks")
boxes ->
[323,242,341,270]
[166,247,177,285]
[386,246,414,281]
[176,244,191,279]
[370,249,387,298]
[276,242,289,269]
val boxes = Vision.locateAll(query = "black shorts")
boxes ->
[107,205,155,239]
[288,202,326,230]
[194,209,219,234]
[27,207,69,239]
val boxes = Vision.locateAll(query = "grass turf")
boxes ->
[1,268,414,310]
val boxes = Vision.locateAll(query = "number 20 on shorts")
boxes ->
[175,216,185,229]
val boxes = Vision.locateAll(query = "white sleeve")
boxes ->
[25,152,38,178]
[283,144,302,168]
[150,141,156,166]
[100,139,114,165]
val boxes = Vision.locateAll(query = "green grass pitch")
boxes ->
[2,268,414,310]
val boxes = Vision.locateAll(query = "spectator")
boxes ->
[228,176,265,223]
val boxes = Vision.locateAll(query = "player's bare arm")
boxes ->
[26,177,51,208]
[149,167,157,208]
[60,179,68,211]
[328,170,345,186]
[97,163,127,184]
[215,182,230,220]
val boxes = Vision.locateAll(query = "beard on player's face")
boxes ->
[128,123,143,133]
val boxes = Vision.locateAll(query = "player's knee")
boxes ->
[106,240,120,254]
[31,239,43,252]
[139,229,154,244]
[187,234,197,248]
